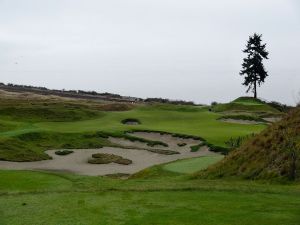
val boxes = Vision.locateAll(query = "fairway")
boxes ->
[163,155,224,174]
[0,105,265,147]
[0,170,299,225]
[0,90,296,225]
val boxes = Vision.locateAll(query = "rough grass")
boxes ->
[0,131,110,161]
[197,107,300,181]
[88,153,132,165]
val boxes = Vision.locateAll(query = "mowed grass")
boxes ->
[0,101,266,161]
[0,170,300,225]
[0,170,72,192]
[32,106,265,147]
[163,155,224,174]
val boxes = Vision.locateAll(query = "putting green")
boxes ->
[163,155,224,174]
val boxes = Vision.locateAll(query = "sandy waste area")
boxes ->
[0,132,219,176]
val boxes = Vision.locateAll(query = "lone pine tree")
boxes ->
[240,33,269,98]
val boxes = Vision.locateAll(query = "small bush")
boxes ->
[121,118,141,125]
[55,150,74,156]
[88,153,132,165]
[177,143,187,147]
[190,143,206,152]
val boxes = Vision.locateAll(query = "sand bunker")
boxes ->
[0,146,216,176]
[110,131,201,153]
[220,118,264,125]
[262,117,281,123]
[0,131,219,176]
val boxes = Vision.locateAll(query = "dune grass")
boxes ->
[197,107,300,181]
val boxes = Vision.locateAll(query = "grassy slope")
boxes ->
[0,170,299,225]
[197,107,300,181]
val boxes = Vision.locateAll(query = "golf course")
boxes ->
[0,88,299,225]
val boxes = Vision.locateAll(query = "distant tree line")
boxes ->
[0,83,196,105]
[144,98,196,105]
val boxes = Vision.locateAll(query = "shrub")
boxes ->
[190,143,206,152]
[55,150,74,156]
[177,143,187,147]
[88,153,132,165]
[121,118,141,125]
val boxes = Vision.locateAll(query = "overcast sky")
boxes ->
[0,0,299,104]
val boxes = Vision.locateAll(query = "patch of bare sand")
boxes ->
[262,117,281,123]
[219,118,265,125]
[0,146,216,176]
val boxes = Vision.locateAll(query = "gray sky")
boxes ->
[0,0,299,105]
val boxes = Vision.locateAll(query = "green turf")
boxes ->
[212,97,280,113]
[1,96,295,224]
[0,101,266,161]
[163,155,224,174]
[0,170,299,225]
[33,106,265,146]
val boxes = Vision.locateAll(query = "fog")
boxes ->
[0,0,299,104]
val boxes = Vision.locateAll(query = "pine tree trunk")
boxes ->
[254,80,257,99]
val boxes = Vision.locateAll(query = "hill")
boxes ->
[197,107,300,181]
[211,96,286,114]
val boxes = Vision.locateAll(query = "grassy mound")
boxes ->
[0,131,109,161]
[88,153,132,165]
[197,107,300,181]
[212,97,280,114]
[55,150,74,155]
[121,118,141,125]
[0,102,101,122]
